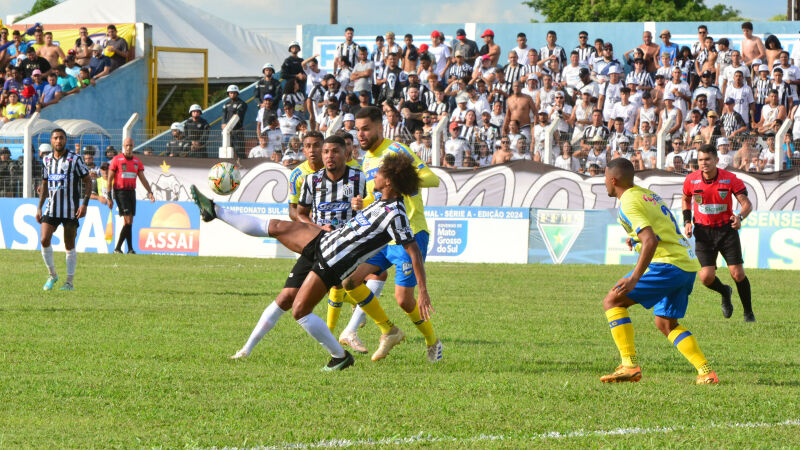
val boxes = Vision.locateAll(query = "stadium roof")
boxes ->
[16,0,290,80]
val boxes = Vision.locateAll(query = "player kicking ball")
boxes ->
[601,158,718,384]
[191,153,433,370]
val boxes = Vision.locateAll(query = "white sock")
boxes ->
[215,205,271,237]
[297,313,346,358]
[343,279,385,334]
[65,249,77,284]
[241,301,286,355]
[41,245,56,277]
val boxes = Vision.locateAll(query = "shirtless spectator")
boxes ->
[401,34,419,75]
[740,22,766,65]
[637,31,660,73]
[503,80,536,137]
[480,29,501,66]
[73,27,94,67]
[491,136,513,164]
[38,32,65,68]
[104,24,130,71]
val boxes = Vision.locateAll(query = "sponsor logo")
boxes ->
[690,179,701,184]
[694,194,704,205]
[401,262,413,275]
[317,201,349,211]
[537,210,585,264]
[48,174,66,181]
[121,172,137,179]
[698,203,728,214]
[429,220,467,256]
[719,189,729,200]
[719,179,731,184]
[139,203,199,253]
[354,212,371,226]
[365,167,379,181]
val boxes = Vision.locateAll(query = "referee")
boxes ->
[36,128,92,291]
[106,137,155,254]
[682,144,755,322]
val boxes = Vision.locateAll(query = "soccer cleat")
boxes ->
[113,249,123,254]
[323,351,354,371]
[42,275,58,291]
[743,311,756,322]
[59,283,74,291]
[600,365,642,383]
[230,349,249,359]
[190,185,217,222]
[339,331,368,354]
[127,249,136,254]
[371,326,405,361]
[696,371,719,385]
[721,285,733,319]
[426,339,443,363]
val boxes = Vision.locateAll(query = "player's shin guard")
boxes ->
[242,301,286,354]
[65,249,77,284]
[606,307,638,368]
[406,302,437,346]
[41,245,56,277]
[735,277,753,313]
[346,284,393,334]
[215,206,271,237]
[668,325,712,375]
[326,287,346,332]
[297,313,346,358]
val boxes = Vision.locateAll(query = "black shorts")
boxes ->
[283,231,324,288]
[693,224,744,267]
[310,233,346,290]
[114,190,136,216]
[42,215,79,229]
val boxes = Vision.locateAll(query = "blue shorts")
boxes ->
[625,263,696,319]
[366,231,429,288]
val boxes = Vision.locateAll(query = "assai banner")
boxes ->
[529,208,800,270]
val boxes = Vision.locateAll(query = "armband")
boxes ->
[682,209,692,225]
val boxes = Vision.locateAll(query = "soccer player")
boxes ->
[346,106,442,363]
[36,128,92,291]
[193,152,430,370]
[682,144,754,322]
[601,158,718,384]
[106,137,155,254]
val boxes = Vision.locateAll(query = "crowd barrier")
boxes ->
[1,198,797,270]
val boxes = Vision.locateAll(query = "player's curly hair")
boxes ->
[379,152,420,197]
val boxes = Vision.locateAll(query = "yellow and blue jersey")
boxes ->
[346,158,362,171]
[362,138,439,235]
[287,160,316,204]
[618,185,700,273]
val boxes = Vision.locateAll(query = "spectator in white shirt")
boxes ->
[444,122,470,166]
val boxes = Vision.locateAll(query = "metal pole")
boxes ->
[122,113,140,144]
[543,117,561,165]
[775,118,792,171]
[431,117,447,167]
[330,0,338,24]
[220,114,239,158]
[656,116,674,170]
[22,113,39,198]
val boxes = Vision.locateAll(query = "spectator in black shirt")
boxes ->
[89,44,112,80]
[19,46,51,78]
[104,24,130,71]
[400,85,427,132]
[222,84,248,158]
[451,28,479,66]
[282,41,306,91]
[377,52,405,106]
[166,122,191,156]
[255,63,282,112]
[185,104,210,156]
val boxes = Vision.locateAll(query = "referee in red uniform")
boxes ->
[106,137,155,254]
[682,144,755,322]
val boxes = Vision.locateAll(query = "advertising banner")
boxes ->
[529,208,800,270]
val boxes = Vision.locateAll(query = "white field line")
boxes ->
[244,419,800,449]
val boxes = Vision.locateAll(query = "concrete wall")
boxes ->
[39,58,148,141]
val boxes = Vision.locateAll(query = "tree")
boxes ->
[523,0,744,22]
[18,0,60,20]
[769,14,788,21]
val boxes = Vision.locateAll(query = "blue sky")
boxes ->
[0,0,787,29]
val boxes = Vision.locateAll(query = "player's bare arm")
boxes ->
[405,240,433,320]
[613,226,657,296]
[682,193,693,238]
[77,174,92,219]
[137,171,155,202]
[731,193,752,230]
[35,179,48,223]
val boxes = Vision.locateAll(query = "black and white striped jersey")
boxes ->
[503,64,526,84]
[540,45,567,67]
[383,122,412,143]
[421,89,436,108]
[336,42,359,67]
[317,197,415,281]
[770,81,793,108]
[429,100,450,116]
[42,151,90,219]
[574,46,596,67]
[753,78,771,104]
[625,70,654,89]
[299,165,366,228]
[489,81,513,111]
[459,125,477,145]
[446,63,473,80]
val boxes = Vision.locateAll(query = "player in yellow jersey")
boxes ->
[337,106,442,363]
[601,158,718,384]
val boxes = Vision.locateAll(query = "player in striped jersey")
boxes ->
[192,152,428,370]
[36,128,92,291]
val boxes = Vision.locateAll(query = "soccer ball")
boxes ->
[208,162,241,195]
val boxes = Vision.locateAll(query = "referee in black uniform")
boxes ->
[36,128,92,291]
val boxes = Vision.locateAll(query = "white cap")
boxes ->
[617,135,629,144]
[608,65,622,75]
[717,137,729,146]
[758,64,770,72]
[262,62,275,71]
[170,122,185,132]
[189,104,202,113]
[580,85,594,95]
[288,40,300,50]
[456,94,469,103]
[343,113,355,121]
[664,92,675,101]
[752,58,763,65]
[39,143,52,153]
[227,84,240,93]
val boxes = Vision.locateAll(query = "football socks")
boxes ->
[326,287,346,332]
[41,245,56,277]
[242,301,287,355]
[736,277,753,314]
[668,325,712,375]
[65,249,77,285]
[342,279,386,334]
[707,276,728,295]
[297,313,346,358]
[406,302,437,346]
[606,307,638,368]
[215,206,271,237]
[346,284,394,334]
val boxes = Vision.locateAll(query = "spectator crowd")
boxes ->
[201,22,800,174]
[0,24,130,126]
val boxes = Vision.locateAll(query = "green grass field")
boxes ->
[1,249,799,447]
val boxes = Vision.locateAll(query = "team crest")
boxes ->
[694,194,703,205]
[342,185,353,196]
[719,190,728,200]
[537,210,585,264]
